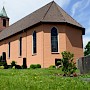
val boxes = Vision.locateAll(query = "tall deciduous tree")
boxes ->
[84,41,90,56]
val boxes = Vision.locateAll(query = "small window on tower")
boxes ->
[3,19,6,27]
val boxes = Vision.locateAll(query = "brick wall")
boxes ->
[0,23,84,68]
[0,17,9,31]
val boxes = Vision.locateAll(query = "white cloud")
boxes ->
[0,0,89,49]
[83,20,90,47]
[85,19,90,32]
[83,19,90,48]
[1,0,53,24]
[86,26,90,34]
[0,1,3,11]
[83,36,90,48]
[80,0,90,11]
[71,0,90,16]
[86,28,90,35]
[71,1,83,16]
[0,0,71,25]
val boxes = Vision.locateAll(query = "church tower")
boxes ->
[0,7,9,31]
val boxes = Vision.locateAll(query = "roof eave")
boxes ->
[65,22,85,35]
[0,21,42,41]
[0,15,9,19]
[41,21,85,35]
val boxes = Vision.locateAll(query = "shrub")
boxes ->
[0,62,4,66]
[30,64,41,69]
[61,51,77,76]
[6,65,22,69]
[0,66,4,69]
[0,62,6,66]
[7,65,12,69]
[49,65,56,69]
[0,62,8,69]
[11,61,16,67]
[4,63,8,69]
[15,65,22,69]
[30,64,37,69]
[12,66,15,69]
[3,62,7,66]
[36,64,41,68]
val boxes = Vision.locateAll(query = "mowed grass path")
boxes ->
[0,69,90,90]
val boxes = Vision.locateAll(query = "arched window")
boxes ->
[32,31,36,54]
[51,27,58,52]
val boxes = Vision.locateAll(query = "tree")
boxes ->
[84,41,90,56]
[61,51,77,76]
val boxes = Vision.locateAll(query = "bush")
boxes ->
[12,66,15,69]
[49,65,56,69]
[15,65,22,69]
[30,64,37,69]
[5,65,22,69]
[30,64,41,69]
[0,62,4,66]
[0,62,7,66]
[11,61,16,67]
[0,62,8,69]
[4,65,8,69]
[61,51,77,76]
[36,64,41,68]
[7,65,12,69]
[0,66,4,69]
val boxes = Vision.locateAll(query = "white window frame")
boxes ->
[51,27,59,53]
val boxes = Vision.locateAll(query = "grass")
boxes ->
[0,68,90,90]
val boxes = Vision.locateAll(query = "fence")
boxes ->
[77,55,90,74]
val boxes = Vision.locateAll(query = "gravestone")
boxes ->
[77,55,90,74]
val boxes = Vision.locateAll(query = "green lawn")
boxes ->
[0,69,90,90]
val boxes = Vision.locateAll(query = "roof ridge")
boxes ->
[56,4,83,27]
[54,2,66,22]
[41,1,53,21]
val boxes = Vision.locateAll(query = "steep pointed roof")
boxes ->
[0,7,8,18]
[41,1,82,27]
[0,1,85,41]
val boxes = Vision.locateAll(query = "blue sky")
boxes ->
[0,0,90,48]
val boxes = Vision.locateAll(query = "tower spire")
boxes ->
[0,6,9,31]
[0,6,8,18]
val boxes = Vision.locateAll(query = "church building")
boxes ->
[0,1,85,68]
